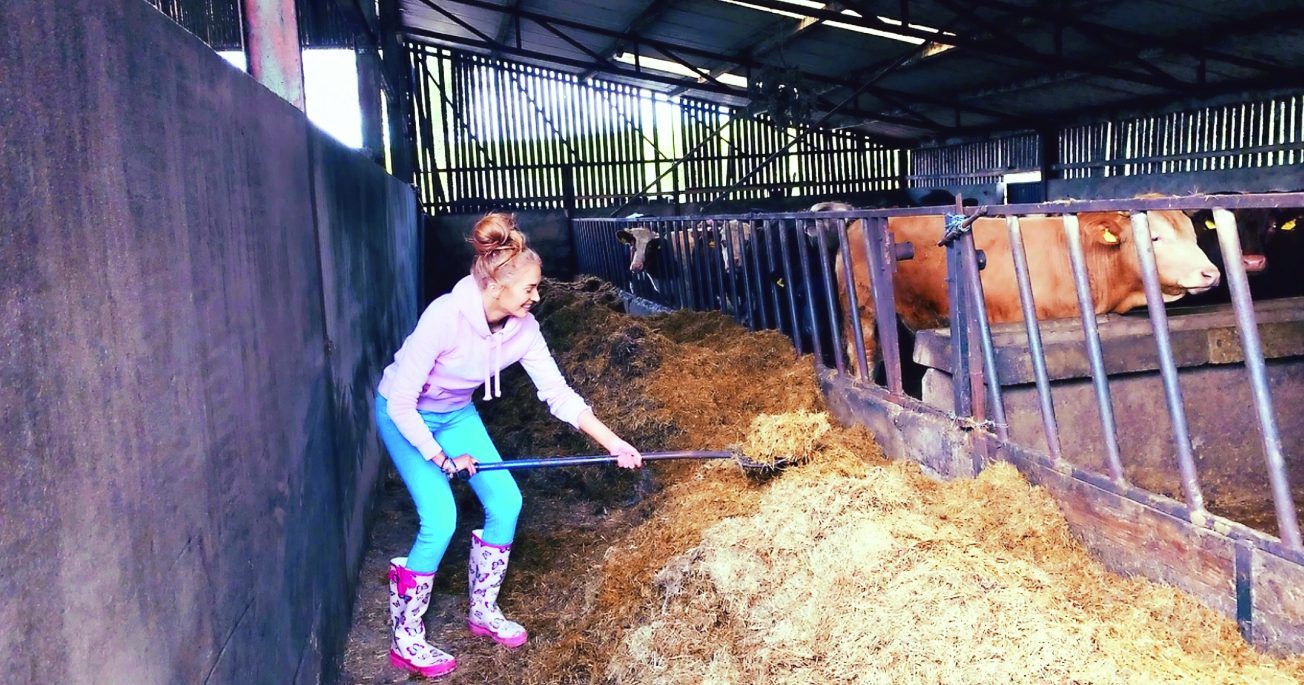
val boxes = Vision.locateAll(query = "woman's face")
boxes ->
[494,263,542,319]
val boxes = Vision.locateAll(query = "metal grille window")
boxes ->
[908,132,1040,187]
[408,45,901,214]
[1059,94,1304,179]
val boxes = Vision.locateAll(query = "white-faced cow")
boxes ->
[834,208,1221,375]
[616,225,697,302]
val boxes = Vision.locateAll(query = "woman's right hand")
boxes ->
[447,453,478,478]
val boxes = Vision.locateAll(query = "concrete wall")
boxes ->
[0,1,416,683]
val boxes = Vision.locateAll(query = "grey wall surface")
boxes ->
[0,1,416,683]
[424,209,575,299]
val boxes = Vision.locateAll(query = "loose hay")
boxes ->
[606,460,1304,684]
[342,278,1304,685]
[739,410,830,466]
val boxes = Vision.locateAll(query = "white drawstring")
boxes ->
[482,332,503,400]
[493,334,502,398]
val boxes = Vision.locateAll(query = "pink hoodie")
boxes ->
[378,275,590,461]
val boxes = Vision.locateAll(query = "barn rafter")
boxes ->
[399,0,1304,142]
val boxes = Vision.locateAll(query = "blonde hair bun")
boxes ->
[470,212,541,286]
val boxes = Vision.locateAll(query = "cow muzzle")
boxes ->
[1179,266,1221,294]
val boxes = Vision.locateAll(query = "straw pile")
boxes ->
[341,277,1304,685]
[608,449,1304,684]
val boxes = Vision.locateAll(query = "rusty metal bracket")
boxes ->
[937,206,990,246]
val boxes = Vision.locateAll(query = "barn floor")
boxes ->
[339,278,1304,684]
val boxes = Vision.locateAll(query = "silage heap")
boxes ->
[482,278,1304,685]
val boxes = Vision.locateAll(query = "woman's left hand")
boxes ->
[606,437,643,469]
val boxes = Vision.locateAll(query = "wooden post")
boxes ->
[240,0,305,110]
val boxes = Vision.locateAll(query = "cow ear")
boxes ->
[617,229,634,245]
[1085,215,1128,247]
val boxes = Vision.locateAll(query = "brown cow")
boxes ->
[835,209,1221,374]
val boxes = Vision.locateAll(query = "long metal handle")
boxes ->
[460,450,735,477]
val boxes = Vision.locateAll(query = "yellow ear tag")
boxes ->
[1102,229,1120,244]
[1282,218,1297,232]
[1204,218,1217,229]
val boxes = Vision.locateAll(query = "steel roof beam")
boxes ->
[947,0,1303,79]
[729,0,1205,91]
[402,26,945,137]
[928,0,1188,88]
[667,1,846,97]
[490,0,527,59]
[424,0,1027,124]
[577,0,677,80]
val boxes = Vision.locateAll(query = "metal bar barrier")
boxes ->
[837,217,872,381]
[794,218,824,362]
[746,220,771,330]
[1213,208,1302,550]
[575,193,1303,549]
[812,219,846,375]
[1006,215,1064,461]
[764,220,784,336]
[956,227,1009,442]
[1061,214,1126,483]
[864,216,904,396]
[778,219,805,355]
[1130,211,1206,513]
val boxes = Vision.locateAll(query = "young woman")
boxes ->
[374,212,643,678]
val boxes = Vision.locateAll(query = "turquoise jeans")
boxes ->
[375,395,523,574]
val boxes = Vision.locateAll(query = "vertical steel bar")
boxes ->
[661,219,684,310]
[1130,211,1206,512]
[777,220,804,355]
[692,222,710,310]
[747,220,771,330]
[812,219,846,375]
[945,234,973,416]
[719,221,740,318]
[793,219,824,362]
[1213,208,1302,549]
[1006,215,1064,461]
[764,220,783,335]
[958,230,987,424]
[837,218,872,381]
[956,229,1008,441]
[1061,214,1126,482]
[704,221,723,313]
[738,221,759,330]
[863,216,904,394]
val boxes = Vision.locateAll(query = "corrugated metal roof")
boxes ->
[400,0,1304,143]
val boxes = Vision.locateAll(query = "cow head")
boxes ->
[693,220,753,270]
[1189,207,1302,275]
[1083,210,1220,301]
[807,201,854,238]
[616,226,661,273]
